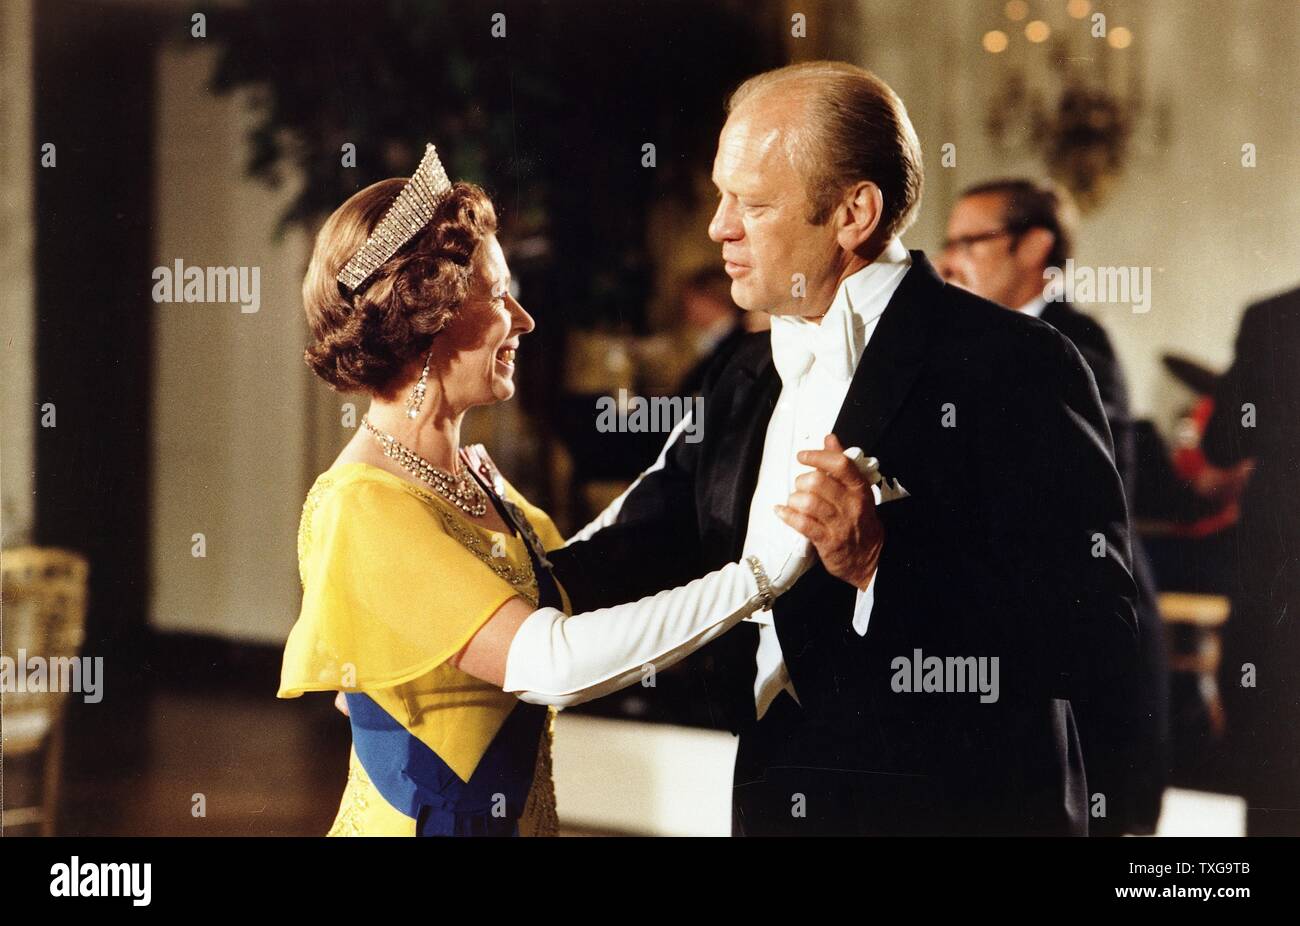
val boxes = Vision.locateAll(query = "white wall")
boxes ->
[1,0,36,548]
[150,45,312,643]
[838,0,1300,425]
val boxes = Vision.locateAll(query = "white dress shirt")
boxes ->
[1018,294,1048,318]
[742,238,912,720]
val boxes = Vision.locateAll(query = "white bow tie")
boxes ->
[767,243,911,387]
[770,312,856,385]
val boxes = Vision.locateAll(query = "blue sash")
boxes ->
[348,477,563,836]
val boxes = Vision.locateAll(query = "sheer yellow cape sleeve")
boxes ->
[278,478,522,698]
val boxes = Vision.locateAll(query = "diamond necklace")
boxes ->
[360,415,489,517]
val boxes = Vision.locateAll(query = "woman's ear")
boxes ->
[836,181,885,252]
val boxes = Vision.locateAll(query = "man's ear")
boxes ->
[1015,227,1055,271]
[835,181,884,251]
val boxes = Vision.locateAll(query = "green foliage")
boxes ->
[210,0,781,327]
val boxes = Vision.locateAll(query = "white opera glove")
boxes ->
[502,517,814,707]
[748,445,877,627]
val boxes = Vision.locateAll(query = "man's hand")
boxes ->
[334,691,350,717]
[776,433,884,590]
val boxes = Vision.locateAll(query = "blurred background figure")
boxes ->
[1138,354,1253,588]
[937,177,1167,834]
[676,266,745,398]
[560,266,751,533]
[1119,352,1255,783]
[1161,354,1254,537]
[1201,286,1300,835]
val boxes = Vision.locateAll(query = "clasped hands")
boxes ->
[334,433,885,718]
[774,433,886,592]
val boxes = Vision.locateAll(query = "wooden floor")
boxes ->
[16,689,353,836]
[3,685,1247,837]
[19,686,632,836]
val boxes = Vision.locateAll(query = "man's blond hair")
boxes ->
[727,61,924,238]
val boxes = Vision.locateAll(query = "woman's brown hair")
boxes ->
[302,179,498,398]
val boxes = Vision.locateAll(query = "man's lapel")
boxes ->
[707,348,782,560]
[831,251,944,455]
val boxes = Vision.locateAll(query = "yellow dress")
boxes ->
[278,460,569,836]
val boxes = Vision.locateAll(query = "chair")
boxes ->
[1,546,89,835]
[1159,591,1231,737]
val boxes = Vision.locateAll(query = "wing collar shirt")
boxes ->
[1018,293,1048,318]
[743,237,912,720]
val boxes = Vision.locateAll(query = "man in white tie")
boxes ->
[743,238,910,719]
[553,61,1139,835]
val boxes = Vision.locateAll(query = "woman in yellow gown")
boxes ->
[278,144,811,836]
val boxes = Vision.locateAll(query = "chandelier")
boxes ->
[981,0,1170,210]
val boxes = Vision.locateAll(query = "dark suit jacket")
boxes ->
[1040,301,1168,833]
[1203,288,1300,550]
[678,322,746,399]
[1202,287,1300,822]
[553,254,1139,835]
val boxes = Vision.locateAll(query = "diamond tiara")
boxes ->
[336,143,454,293]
